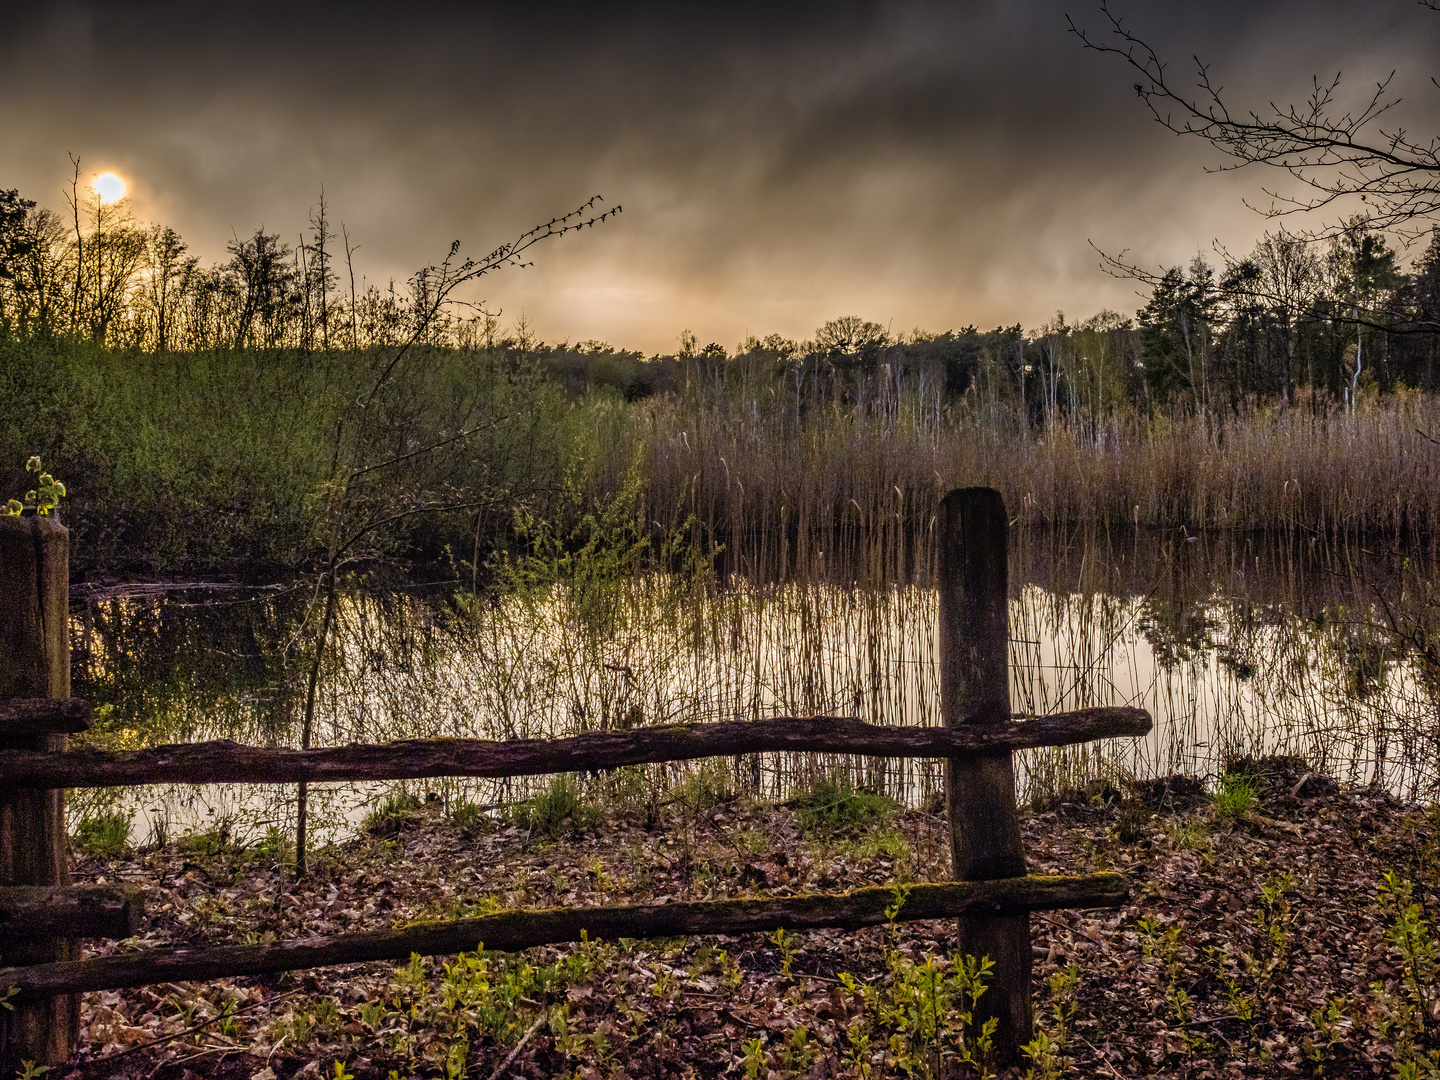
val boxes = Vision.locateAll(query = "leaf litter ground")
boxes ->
[62,761,1440,1079]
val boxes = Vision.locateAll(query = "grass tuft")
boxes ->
[791,773,895,836]
[511,775,598,839]
[1214,774,1260,821]
[74,810,130,858]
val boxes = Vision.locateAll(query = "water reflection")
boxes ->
[68,529,1440,845]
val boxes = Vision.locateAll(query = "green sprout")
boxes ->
[5,457,66,516]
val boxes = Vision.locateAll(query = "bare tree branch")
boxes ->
[1069,2,1440,241]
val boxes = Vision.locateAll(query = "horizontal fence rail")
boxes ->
[0,885,143,940]
[0,698,93,738]
[0,874,1128,1000]
[0,708,1152,789]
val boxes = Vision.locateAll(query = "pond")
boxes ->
[69,526,1440,846]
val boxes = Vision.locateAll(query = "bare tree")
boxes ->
[302,190,337,349]
[1070,1,1440,241]
[226,227,300,349]
[291,195,622,876]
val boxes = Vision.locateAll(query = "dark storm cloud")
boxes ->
[2,1,1436,350]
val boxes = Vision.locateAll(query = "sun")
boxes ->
[92,172,127,204]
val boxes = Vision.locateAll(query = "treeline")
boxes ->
[6,180,1440,412]
[0,184,499,353]
[8,179,1440,581]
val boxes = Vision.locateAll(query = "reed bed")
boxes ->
[600,386,1440,581]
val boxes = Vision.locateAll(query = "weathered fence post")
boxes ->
[940,487,1032,1062]
[0,514,77,1065]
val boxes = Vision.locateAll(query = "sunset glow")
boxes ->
[92,171,126,204]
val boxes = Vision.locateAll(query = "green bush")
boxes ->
[791,772,895,835]
[74,810,130,858]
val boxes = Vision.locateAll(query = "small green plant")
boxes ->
[358,1000,388,1029]
[314,996,341,1029]
[742,1036,767,1079]
[1167,819,1212,855]
[253,825,293,865]
[74,810,130,858]
[1302,995,1350,1075]
[850,827,910,861]
[721,947,745,990]
[1138,915,1207,1053]
[840,904,997,1080]
[512,775,597,838]
[1214,772,1259,820]
[791,772,895,835]
[448,797,484,829]
[1021,1029,1062,1080]
[217,999,241,1037]
[1376,869,1439,1072]
[5,457,66,516]
[769,927,798,978]
[364,791,423,836]
[780,1025,819,1075]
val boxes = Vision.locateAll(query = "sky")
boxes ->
[2,0,1437,354]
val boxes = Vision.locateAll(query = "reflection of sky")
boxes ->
[77,572,1440,844]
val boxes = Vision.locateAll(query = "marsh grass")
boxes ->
[630,380,1440,575]
[511,775,599,839]
[363,791,424,835]
[1214,774,1260,820]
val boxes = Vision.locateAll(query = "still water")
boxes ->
[70,528,1440,845]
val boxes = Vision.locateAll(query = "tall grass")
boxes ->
[618,383,1440,587]
[8,335,1440,580]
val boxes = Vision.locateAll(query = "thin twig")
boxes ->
[487,1009,547,1080]
[148,1045,244,1079]
[91,988,300,1063]
[1033,911,1105,947]
[1077,1036,1126,1079]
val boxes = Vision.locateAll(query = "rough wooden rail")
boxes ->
[0,874,1128,999]
[0,699,93,737]
[0,885,144,939]
[0,708,1152,789]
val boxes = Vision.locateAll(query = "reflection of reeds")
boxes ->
[68,516,1440,844]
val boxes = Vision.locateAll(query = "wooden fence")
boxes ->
[0,488,1152,1067]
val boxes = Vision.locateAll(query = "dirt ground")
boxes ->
[57,760,1440,1079]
